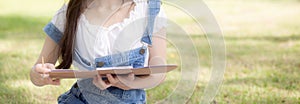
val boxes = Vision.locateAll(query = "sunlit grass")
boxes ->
[0,0,64,17]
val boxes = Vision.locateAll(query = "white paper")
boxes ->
[96,66,133,70]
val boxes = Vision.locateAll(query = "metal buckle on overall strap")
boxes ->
[139,42,148,55]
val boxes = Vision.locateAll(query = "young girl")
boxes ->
[30,0,166,103]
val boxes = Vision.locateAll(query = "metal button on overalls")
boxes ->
[139,48,145,55]
[97,62,104,67]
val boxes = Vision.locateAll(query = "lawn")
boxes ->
[0,0,299,103]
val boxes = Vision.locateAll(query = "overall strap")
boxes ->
[141,0,161,45]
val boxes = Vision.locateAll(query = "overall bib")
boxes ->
[44,0,161,103]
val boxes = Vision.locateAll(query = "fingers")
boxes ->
[93,73,136,90]
[106,74,119,85]
[40,77,60,85]
[114,83,131,90]
[32,63,61,86]
[45,63,55,70]
[110,73,135,90]
[47,78,61,85]
[118,73,135,81]
[93,74,112,90]
[127,73,135,81]
[35,63,53,79]
[34,64,52,74]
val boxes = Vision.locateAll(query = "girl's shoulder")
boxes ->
[50,4,68,33]
[132,0,166,18]
[53,4,68,18]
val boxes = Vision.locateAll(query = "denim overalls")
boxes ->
[44,0,161,103]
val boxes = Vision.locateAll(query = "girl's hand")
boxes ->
[93,73,135,90]
[30,63,60,86]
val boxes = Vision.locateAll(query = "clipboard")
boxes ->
[49,65,178,79]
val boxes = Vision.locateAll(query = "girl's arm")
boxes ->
[30,36,60,86]
[131,27,167,88]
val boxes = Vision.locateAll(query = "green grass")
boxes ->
[0,0,300,103]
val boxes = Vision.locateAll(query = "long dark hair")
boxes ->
[56,0,87,69]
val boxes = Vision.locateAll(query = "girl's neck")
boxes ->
[92,0,126,10]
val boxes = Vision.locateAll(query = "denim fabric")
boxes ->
[43,0,162,103]
[73,46,147,71]
[58,82,146,104]
[57,84,88,104]
[43,22,63,44]
[94,46,147,68]
[141,0,161,45]
[77,78,146,104]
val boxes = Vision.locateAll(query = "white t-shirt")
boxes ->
[50,0,167,67]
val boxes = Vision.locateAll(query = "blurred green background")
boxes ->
[0,0,299,103]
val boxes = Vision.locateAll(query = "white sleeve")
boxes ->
[50,5,67,33]
[43,5,67,43]
[134,1,167,33]
[153,7,167,33]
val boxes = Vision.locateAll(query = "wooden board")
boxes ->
[49,65,178,79]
